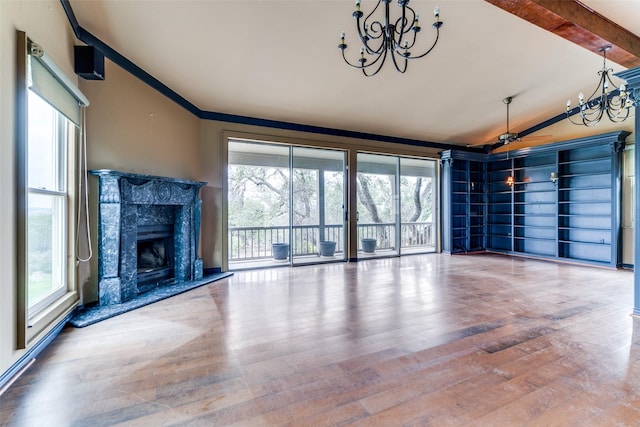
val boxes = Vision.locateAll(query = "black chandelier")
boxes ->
[338,0,443,76]
[566,45,638,126]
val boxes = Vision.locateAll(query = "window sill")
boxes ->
[27,291,78,345]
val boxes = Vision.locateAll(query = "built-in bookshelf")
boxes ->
[557,144,616,264]
[440,131,629,267]
[487,158,513,252]
[440,152,486,254]
[512,152,557,257]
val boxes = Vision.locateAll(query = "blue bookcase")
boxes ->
[440,151,487,253]
[441,131,629,267]
[487,158,513,252]
[513,152,557,257]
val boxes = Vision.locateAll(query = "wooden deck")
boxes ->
[2,253,640,426]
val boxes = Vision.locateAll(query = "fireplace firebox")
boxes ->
[136,224,174,292]
[91,170,206,305]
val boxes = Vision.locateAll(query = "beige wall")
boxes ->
[77,60,202,303]
[80,60,201,179]
[1,0,635,384]
[0,0,80,380]
[0,0,202,379]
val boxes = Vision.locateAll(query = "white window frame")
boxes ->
[26,94,70,317]
[16,31,89,348]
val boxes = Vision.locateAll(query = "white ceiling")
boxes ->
[70,0,640,148]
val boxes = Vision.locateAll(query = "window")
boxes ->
[16,32,89,346]
[26,91,73,316]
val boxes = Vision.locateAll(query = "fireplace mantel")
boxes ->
[91,170,207,305]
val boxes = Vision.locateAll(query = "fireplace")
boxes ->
[91,170,206,305]
[136,224,174,291]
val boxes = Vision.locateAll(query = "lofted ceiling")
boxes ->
[69,0,640,149]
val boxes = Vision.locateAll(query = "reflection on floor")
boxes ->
[229,246,436,270]
[69,273,233,327]
[4,253,637,425]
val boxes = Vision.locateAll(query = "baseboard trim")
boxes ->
[204,267,222,275]
[0,312,72,395]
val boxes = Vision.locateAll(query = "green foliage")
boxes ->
[357,174,433,224]
[229,165,346,227]
[229,165,290,226]
[27,212,53,275]
[323,171,345,225]
[27,212,55,305]
[229,165,434,228]
[400,176,433,222]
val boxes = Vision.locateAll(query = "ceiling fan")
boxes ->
[496,96,519,145]
[469,96,552,152]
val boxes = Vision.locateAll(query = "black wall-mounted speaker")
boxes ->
[74,46,105,80]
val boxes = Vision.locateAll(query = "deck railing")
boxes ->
[229,222,433,261]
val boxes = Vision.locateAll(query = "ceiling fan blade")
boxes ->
[520,134,553,142]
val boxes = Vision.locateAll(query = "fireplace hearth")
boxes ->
[91,170,206,305]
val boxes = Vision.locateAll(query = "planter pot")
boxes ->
[319,241,337,258]
[272,243,290,260]
[361,238,377,254]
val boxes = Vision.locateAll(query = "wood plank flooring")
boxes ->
[2,253,640,426]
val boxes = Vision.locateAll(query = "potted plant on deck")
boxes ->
[361,238,377,254]
[319,241,337,258]
[272,243,290,260]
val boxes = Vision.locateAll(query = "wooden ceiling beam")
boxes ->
[484,0,640,68]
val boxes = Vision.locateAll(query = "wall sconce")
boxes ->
[550,172,559,184]
[506,175,514,187]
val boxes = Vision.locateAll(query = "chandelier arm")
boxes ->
[580,70,608,106]
[364,43,389,67]
[340,49,375,70]
[394,3,409,47]
[396,30,418,52]
[566,107,601,126]
[578,101,606,126]
[607,107,630,122]
[606,89,631,121]
[341,43,388,73]
[389,49,409,73]
[575,105,603,126]
[353,17,381,54]
[405,29,440,59]
[366,21,385,40]
[362,19,385,41]
[362,47,389,76]
[340,52,364,70]
[365,24,387,55]
[570,70,608,127]
[364,0,382,23]
[602,73,630,120]
[354,4,385,55]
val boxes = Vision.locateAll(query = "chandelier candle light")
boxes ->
[339,0,443,76]
[566,45,638,126]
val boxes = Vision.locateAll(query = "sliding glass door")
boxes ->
[228,140,346,269]
[399,157,437,254]
[357,153,400,257]
[291,147,346,265]
[356,153,437,258]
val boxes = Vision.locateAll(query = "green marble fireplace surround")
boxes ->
[91,170,207,305]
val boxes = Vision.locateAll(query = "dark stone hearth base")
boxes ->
[69,273,233,328]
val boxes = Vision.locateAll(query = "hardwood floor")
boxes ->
[2,253,640,426]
